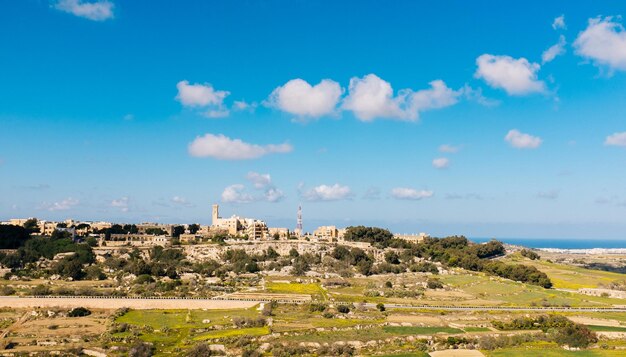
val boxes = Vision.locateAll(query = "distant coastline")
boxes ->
[471,237,626,250]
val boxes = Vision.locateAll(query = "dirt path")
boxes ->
[0,311,29,345]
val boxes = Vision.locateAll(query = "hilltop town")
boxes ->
[3,204,428,247]
[1,204,626,356]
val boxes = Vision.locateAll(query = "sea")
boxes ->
[470,237,626,250]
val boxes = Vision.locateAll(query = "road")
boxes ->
[2,296,626,312]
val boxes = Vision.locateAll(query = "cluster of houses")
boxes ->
[2,204,429,248]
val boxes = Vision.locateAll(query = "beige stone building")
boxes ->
[313,225,340,241]
[211,204,268,239]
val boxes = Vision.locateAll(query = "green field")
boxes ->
[193,326,270,340]
[463,327,492,332]
[265,281,328,300]
[587,325,626,332]
[507,255,626,290]
[382,326,464,335]
[114,307,262,354]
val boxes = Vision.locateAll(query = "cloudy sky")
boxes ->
[1,1,626,239]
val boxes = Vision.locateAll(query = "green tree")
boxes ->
[188,224,200,234]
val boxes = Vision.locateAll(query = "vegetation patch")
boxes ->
[383,326,464,335]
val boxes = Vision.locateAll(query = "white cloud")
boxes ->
[111,197,129,212]
[205,109,230,118]
[505,129,542,149]
[223,173,285,203]
[391,188,434,200]
[552,15,566,30]
[233,100,257,112]
[475,54,545,95]
[542,35,567,63]
[439,144,460,153]
[432,157,450,169]
[188,133,292,160]
[264,188,285,202]
[54,0,114,21]
[40,197,80,211]
[268,78,342,119]
[221,184,254,203]
[176,80,229,107]
[342,74,461,121]
[574,17,626,72]
[605,131,626,147]
[246,172,272,189]
[171,196,194,207]
[176,80,230,117]
[302,184,352,201]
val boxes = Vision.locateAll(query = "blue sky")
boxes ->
[1,1,626,239]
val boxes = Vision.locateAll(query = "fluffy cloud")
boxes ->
[268,79,342,119]
[246,172,272,189]
[505,129,542,149]
[552,15,566,30]
[574,17,626,72]
[605,131,626,147]
[302,184,352,201]
[391,188,434,200]
[176,80,230,117]
[221,184,254,203]
[264,188,285,202]
[475,54,545,95]
[439,144,460,153]
[432,157,450,169]
[188,134,292,160]
[233,100,257,112]
[54,0,114,21]
[342,74,460,121]
[111,197,129,212]
[222,173,285,203]
[542,35,567,63]
[40,197,79,211]
[171,196,194,207]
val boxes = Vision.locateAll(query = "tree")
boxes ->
[23,218,40,234]
[68,307,91,317]
[145,228,166,235]
[427,278,444,289]
[172,225,185,238]
[376,303,386,312]
[0,225,31,249]
[384,251,400,264]
[188,224,200,234]
[54,256,85,280]
[343,226,395,248]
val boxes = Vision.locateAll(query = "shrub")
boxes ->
[68,307,91,317]
[427,278,444,289]
[129,341,154,357]
[337,305,350,314]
